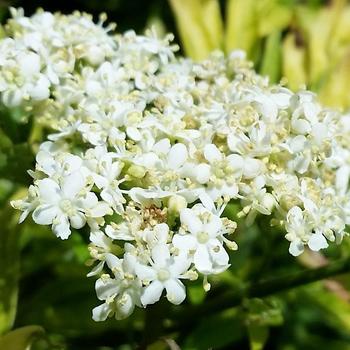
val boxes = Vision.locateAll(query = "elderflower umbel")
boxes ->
[6,8,350,321]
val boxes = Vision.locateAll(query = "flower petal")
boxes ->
[92,303,111,322]
[89,201,111,217]
[52,215,71,239]
[32,204,59,225]
[289,240,304,256]
[180,208,202,234]
[194,245,212,274]
[172,234,197,252]
[115,292,135,320]
[167,143,188,170]
[308,233,328,252]
[95,278,120,300]
[204,144,222,163]
[77,192,98,209]
[37,178,61,203]
[135,264,157,282]
[169,253,191,276]
[140,280,164,306]
[164,279,186,305]
[70,211,86,229]
[126,126,142,141]
[336,166,350,194]
[204,215,222,238]
[243,158,263,179]
[195,163,211,184]
[208,239,229,266]
[151,244,170,267]
[62,171,86,198]
[87,261,105,277]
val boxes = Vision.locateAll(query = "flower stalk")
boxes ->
[170,257,350,325]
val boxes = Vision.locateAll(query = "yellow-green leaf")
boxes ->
[225,0,257,57]
[200,0,224,50]
[247,324,269,350]
[282,32,307,91]
[260,31,282,83]
[0,326,45,350]
[168,0,212,60]
[257,0,292,37]
[319,50,350,109]
[296,1,346,88]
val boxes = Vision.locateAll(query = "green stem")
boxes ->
[170,257,350,328]
[138,300,168,349]
[0,202,21,335]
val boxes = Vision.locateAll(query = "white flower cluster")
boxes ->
[8,9,350,320]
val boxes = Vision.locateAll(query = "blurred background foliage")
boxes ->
[170,0,350,109]
[2,0,350,349]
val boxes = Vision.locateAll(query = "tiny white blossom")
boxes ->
[173,204,230,274]
[135,244,191,306]
[32,172,110,239]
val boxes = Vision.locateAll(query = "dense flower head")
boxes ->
[7,8,350,320]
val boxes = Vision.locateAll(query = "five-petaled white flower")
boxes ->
[135,244,191,306]
[173,204,230,274]
[32,171,111,239]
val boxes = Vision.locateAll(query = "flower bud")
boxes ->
[168,195,187,214]
[127,165,146,179]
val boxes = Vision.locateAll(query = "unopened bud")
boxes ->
[168,195,187,214]
[127,164,146,178]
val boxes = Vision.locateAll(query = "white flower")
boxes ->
[35,142,83,178]
[91,153,125,213]
[32,171,110,239]
[285,205,329,256]
[11,185,39,223]
[135,244,191,306]
[77,104,127,146]
[0,43,51,106]
[286,206,309,256]
[248,88,291,122]
[227,130,265,179]
[93,253,141,321]
[134,141,189,186]
[240,176,276,216]
[141,223,170,247]
[87,230,116,276]
[8,8,350,321]
[173,204,230,274]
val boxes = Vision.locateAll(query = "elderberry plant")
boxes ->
[6,8,349,321]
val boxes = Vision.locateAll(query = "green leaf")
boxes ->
[0,204,22,335]
[0,326,44,350]
[247,324,269,350]
[259,31,282,83]
[199,0,224,50]
[243,298,284,327]
[257,0,292,37]
[147,340,168,350]
[296,1,346,87]
[0,143,33,185]
[222,202,240,220]
[168,0,213,60]
[244,298,283,350]
[183,308,244,349]
[187,282,206,305]
[304,283,350,332]
[282,32,307,91]
[318,49,350,109]
[0,25,5,39]
[225,0,258,57]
